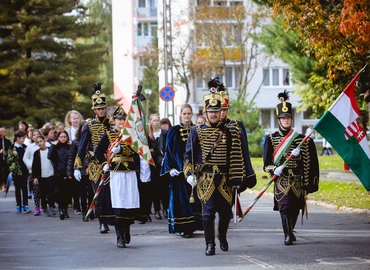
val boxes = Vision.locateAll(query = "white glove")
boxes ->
[103,164,110,172]
[187,175,197,186]
[112,144,121,154]
[274,166,284,177]
[292,148,300,157]
[169,169,181,177]
[74,169,81,182]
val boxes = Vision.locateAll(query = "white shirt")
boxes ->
[70,126,78,141]
[139,156,151,183]
[40,149,54,178]
[23,142,40,171]
[153,129,161,140]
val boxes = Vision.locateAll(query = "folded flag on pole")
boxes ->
[121,93,155,166]
[313,73,370,191]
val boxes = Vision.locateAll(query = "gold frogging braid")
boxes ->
[74,156,83,169]
[88,161,103,183]
[183,160,192,176]
[179,127,190,142]
[227,125,246,182]
[88,120,107,149]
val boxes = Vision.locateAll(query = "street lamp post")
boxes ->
[144,88,152,120]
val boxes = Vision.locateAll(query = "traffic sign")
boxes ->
[159,85,175,102]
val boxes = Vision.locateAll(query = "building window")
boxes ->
[151,23,157,38]
[261,109,271,129]
[137,23,142,36]
[272,69,279,86]
[196,0,211,5]
[195,67,240,90]
[302,108,318,120]
[226,67,233,87]
[196,74,204,89]
[143,23,149,36]
[263,68,290,87]
[137,22,157,37]
[139,0,146,8]
[283,69,290,85]
[262,69,269,86]
[215,0,227,6]
[234,68,240,88]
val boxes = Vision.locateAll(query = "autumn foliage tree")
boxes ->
[266,0,370,112]
[189,1,270,102]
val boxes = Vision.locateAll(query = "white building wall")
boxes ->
[112,0,316,132]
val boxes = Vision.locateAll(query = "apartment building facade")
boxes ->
[112,0,318,134]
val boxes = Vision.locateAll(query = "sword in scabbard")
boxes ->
[189,125,196,204]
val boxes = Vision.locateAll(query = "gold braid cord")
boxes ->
[197,173,232,205]
[183,160,192,177]
[88,121,107,149]
[271,136,306,201]
[196,125,235,205]
[227,125,246,181]
[74,156,83,169]
[88,161,103,183]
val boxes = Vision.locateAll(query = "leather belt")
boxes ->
[112,156,134,163]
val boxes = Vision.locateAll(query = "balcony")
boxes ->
[137,7,157,20]
[196,47,245,61]
[195,6,244,20]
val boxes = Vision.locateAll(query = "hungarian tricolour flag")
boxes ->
[121,93,155,166]
[313,73,370,191]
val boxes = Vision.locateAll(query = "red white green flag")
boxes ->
[313,73,370,191]
[121,94,155,166]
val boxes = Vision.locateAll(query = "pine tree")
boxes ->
[86,0,113,97]
[0,0,105,128]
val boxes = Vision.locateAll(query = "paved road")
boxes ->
[1,186,369,270]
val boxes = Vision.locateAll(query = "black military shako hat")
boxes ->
[276,90,293,118]
[202,77,222,113]
[91,82,107,109]
[113,106,127,120]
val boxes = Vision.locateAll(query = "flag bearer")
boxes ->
[263,90,319,245]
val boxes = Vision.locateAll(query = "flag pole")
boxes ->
[238,131,314,222]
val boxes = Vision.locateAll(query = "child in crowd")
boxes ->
[7,131,30,213]
[23,129,42,203]
[32,136,55,216]
[48,131,71,220]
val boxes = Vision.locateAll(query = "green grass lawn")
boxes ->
[250,157,370,210]
[251,155,345,171]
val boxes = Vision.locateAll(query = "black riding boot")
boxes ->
[124,225,131,244]
[218,217,229,252]
[115,225,126,248]
[95,202,108,233]
[100,223,109,234]
[63,209,69,218]
[281,213,294,245]
[203,216,216,256]
[59,208,65,220]
[291,212,299,242]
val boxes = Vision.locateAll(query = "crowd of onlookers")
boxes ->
[0,109,194,222]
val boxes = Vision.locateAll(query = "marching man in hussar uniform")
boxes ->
[263,90,319,245]
[74,82,111,233]
[183,79,256,256]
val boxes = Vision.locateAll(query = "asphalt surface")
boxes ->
[0,170,369,270]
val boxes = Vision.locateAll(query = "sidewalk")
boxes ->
[320,170,361,184]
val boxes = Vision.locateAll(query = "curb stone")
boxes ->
[245,190,370,216]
